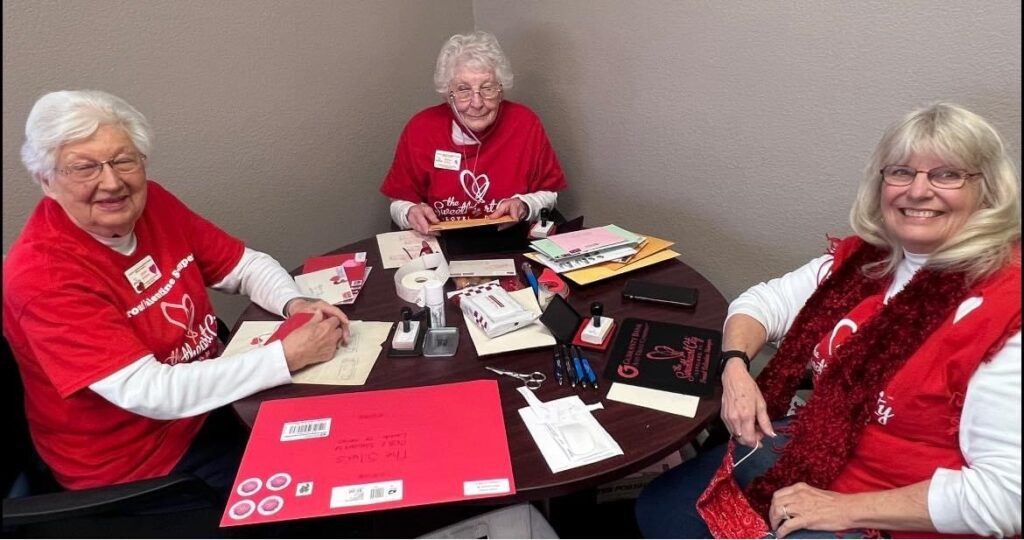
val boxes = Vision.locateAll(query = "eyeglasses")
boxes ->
[880,165,982,190]
[450,84,502,103]
[56,153,147,183]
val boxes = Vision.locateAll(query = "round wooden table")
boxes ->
[231,235,728,502]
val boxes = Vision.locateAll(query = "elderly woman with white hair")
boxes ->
[381,30,567,234]
[636,103,1021,538]
[3,90,350,493]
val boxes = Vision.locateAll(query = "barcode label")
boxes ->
[280,418,332,441]
[330,480,403,508]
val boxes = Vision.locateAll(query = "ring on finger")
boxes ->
[781,504,792,521]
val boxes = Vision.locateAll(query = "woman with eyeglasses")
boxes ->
[3,90,351,493]
[380,31,567,234]
[636,103,1020,538]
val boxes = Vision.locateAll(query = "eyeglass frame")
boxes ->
[449,83,503,103]
[55,153,148,183]
[879,165,982,190]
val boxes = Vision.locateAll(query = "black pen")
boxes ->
[563,345,577,388]
[553,346,565,386]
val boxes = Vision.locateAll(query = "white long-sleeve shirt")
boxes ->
[727,252,1021,537]
[89,244,303,420]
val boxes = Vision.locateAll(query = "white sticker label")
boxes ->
[296,481,314,497]
[280,418,331,441]
[434,150,462,171]
[330,480,403,508]
[123,255,161,293]
[463,478,511,496]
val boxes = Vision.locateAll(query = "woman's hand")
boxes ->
[721,358,775,447]
[769,482,851,538]
[488,198,528,222]
[285,298,351,342]
[280,310,348,372]
[407,203,440,235]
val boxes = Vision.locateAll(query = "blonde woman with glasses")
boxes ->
[380,31,567,234]
[637,103,1020,538]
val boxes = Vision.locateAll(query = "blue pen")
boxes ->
[521,262,540,299]
[576,347,599,389]
[570,347,586,388]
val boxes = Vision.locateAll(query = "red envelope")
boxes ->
[266,312,315,344]
[303,253,367,288]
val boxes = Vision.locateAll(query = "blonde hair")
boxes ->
[850,102,1020,282]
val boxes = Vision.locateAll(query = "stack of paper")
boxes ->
[528,225,644,273]
[299,252,372,305]
[525,228,680,285]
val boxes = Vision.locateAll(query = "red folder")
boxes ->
[220,380,516,527]
[303,253,367,288]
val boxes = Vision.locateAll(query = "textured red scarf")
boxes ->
[743,238,973,517]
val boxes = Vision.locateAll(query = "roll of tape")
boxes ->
[394,253,450,305]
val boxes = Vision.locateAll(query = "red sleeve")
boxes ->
[526,118,567,193]
[15,265,152,398]
[148,182,245,284]
[380,121,429,203]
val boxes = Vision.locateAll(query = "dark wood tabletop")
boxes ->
[231,234,727,502]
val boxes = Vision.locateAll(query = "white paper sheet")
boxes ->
[605,382,700,417]
[222,320,392,386]
[516,388,623,473]
[294,267,354,305]
[375,230,443,270]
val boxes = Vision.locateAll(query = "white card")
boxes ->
[605,382,699,417]
[124,255,161,293]
[295,268,354,305]
[448,259,517,277]
[433,150,462,171]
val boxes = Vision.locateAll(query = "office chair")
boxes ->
[2,323,233,538]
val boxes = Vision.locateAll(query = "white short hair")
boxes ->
[433,31,513,94]
[21,90,153,183]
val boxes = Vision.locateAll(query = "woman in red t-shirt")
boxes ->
[380,31,568,234]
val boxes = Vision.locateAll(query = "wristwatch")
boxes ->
[718,350,751,377]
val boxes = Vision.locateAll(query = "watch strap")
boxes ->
[718,349,751,376]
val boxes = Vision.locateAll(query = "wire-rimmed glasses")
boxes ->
[450,84,502,103]
[56,153,147,183]
[880,165,981,190]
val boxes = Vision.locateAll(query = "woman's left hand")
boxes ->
[769,482,852,538]
[488,198,528,222]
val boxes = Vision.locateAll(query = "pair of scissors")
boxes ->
[485,366,546,390]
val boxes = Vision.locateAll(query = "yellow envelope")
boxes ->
[603,236,675,270]
[562,249,680,286]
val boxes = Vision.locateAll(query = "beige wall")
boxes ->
[3,0,473,323]
[4,1,1021,324]
[475,0,1022,299]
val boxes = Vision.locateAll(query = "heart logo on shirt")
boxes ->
[460,170,491,204]
[161,294,199,341]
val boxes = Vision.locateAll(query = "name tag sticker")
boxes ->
[124,255,161,293]
[434,150,462,171]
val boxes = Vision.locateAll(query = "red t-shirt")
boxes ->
[2,181,245,489]
[380,101,567,220]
